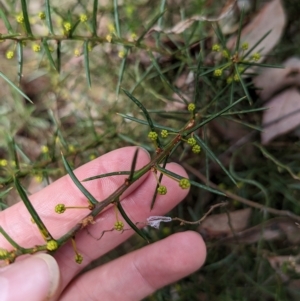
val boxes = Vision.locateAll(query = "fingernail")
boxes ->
[0,253,60,301]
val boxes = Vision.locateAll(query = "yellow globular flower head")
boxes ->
[179,178,191,189]
[161,130,168,138]
[227,76,233,84]
[114,220,124,231]
[188,103,195,112]
[0,248,9,259]
[75,253,83,264]
[213,69,222,77]
[74,49,81,57]
[212,44,220,52]
[89,154,96,160]
[187,137,196,146]
[39,12,46,20]
[80,14,88,22]
[108,23,115,34]
[157,185,167,195]
[118,50,125,58]
[130,33,137,41]
[192,144,201,154]
[68,145,75,153]
[241,42,249,50]
[55,204,66,214]
[106,34,112,43]
[6,51,14,60]
[46,240,58,251]
[233,74,240,82]
[34,174,43,183]
[63,22,72,33]
[222,49,230,59]
[32,44,41,52]
[0,159,8,167]
[41,145,49,153]
[238,66,244,74]
[251,52,261,61]
[148,131,158,141]
[16,14,24,23]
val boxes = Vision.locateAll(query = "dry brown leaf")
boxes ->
[227,0,286,61]
[148,0,237,35]
[261,88,300,144]
[198,208,252,238]
[253,57,300,101]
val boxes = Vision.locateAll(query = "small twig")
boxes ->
[86,227,131,241]
[172,202,228,225]
[183,163,300,223]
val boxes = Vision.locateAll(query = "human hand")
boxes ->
[0,147,206,301]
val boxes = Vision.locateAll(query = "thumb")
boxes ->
[0,253,60,301]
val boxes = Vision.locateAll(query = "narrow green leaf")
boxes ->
[92,0,98,36]
[130,65,154,94]
[14,177,53,240]
[243,30,271,59]
[61,153,98,206]
[83,40,91,88]
[198,62,230,77]
[83,171,131,182]
[149,51,188,105]
[223,116,262,131]
[0,187,13,199]
[151,155,168,210]
[113,0,120,37]
[56,41,61,73]
[116,200,149,242]
[45,0,54,34]
[128,148,139,183]
[239,61,283,69]
[21,0,33,36]
[8,136,19,170]
[156,166,225,196]
[117,113,178,132]
[117,133,153,151]
[0,71,33,103]
[116,48,128,99]
[0,226,25,250]
[195,134,236,185]
[234,64,252,105]
[69,19,80,37]
[17,42,23,84]
[186,96,246,135]
[235,8,245,53]
[220,107,267,115]
[122,89,162,148]
[0,8,13,33]
[136,10,166,44]
[212,23,226,48]
[42,39,57,72]
[120,92,151,127]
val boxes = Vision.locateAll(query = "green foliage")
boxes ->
[0,1,299,300]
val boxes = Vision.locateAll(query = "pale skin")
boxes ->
[0,147,206,301]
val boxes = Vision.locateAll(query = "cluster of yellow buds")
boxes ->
[148,131,158,141]
[157,185,167,195]
[114,220,124,231]
[179,178,191,189]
